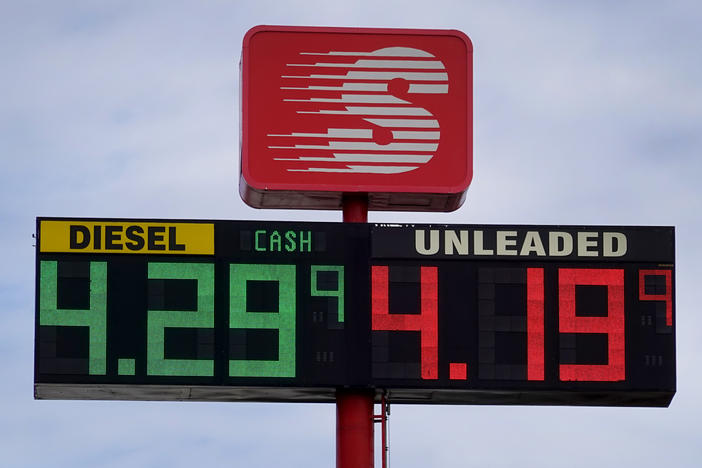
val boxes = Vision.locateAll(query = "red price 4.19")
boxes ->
[371,264,673,383]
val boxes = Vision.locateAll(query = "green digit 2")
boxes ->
[39,260,107,375]
[229,264,295,377]
[147,262,214,376]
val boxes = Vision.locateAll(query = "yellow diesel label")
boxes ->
[40,220,214,255]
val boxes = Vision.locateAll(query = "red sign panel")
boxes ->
[240,25,473,211]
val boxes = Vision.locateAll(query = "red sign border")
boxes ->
[240,25,473,210]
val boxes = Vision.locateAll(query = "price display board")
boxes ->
[35,218,675,406]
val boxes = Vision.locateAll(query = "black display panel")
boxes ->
[35,218,676,406]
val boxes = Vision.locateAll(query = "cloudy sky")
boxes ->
[2,1,701,466]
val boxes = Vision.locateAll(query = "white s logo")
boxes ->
[269,47,448,174]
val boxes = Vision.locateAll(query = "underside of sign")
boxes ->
[34,384,673,407]
[239,25,473,211]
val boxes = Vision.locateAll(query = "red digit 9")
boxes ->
[558,268,625,382]
[639,269,673,327]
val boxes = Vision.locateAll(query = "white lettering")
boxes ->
[520,231,546,256]
[577,232,599,257]
[473,231,494,255]
[415,230,440,255]
[412,228,629,259]
[549,232,573,256]
[496,231,518,255]
[603,232,627,257]
[445,230,469,255]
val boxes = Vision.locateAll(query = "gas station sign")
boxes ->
[35,218,675,406]
[240,26,473,211]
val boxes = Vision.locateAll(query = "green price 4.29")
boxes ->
[39,261,344,379]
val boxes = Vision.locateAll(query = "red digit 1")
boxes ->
[371,265,438,380]
[559,268,625,382]
[639,269,672,327]
[527,268,545,381]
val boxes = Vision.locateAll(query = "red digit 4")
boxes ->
[372,265,438,379]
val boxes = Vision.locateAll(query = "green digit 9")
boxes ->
[39,261,107,375]
[229,264,296,378]
[147,262,214,376]
[311,265,344,324]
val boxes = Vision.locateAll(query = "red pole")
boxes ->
[342,194,368,223]
[337,389,374,468]
[337,193,373,468]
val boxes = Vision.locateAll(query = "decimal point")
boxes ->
[118,358,136,376]
[449,362,468,380]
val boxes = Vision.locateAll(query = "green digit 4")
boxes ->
[39,261,107,375]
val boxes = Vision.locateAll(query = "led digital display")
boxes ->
[35,218,675,406]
